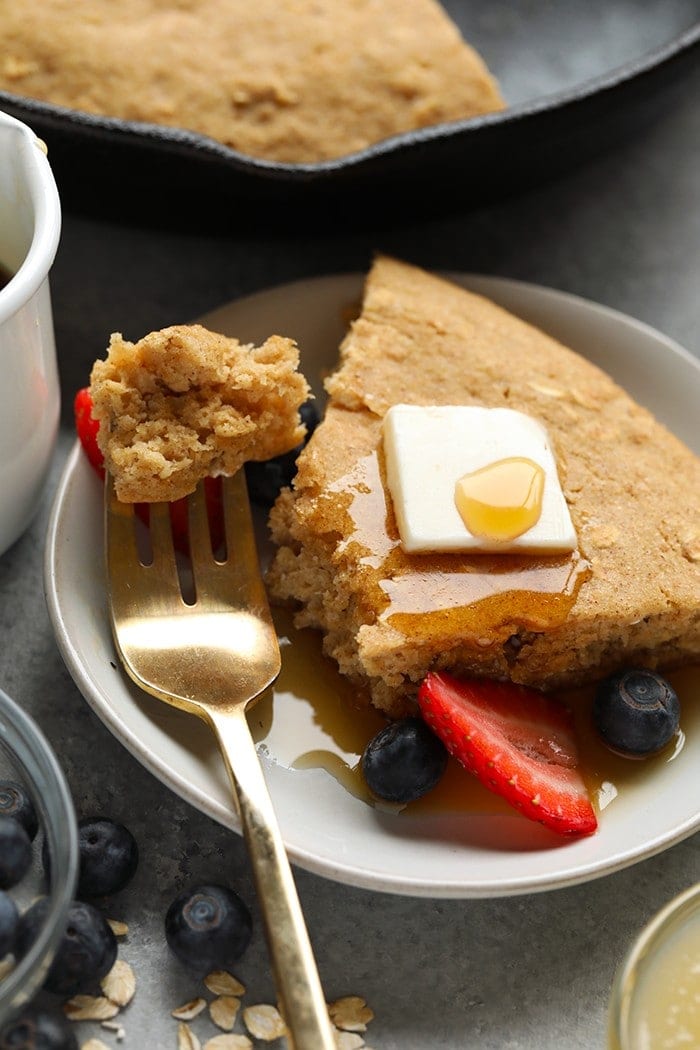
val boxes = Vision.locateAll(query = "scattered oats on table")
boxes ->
[209,994,241,1031]
[242,1002,288,1040]
[172,964,376,1048]
[177,1020,202,1050]
[100,958,136,1006]
[172,997,208,1021]
[333,1031,367,1050]
[202,1034,252,1049]
[204,970,246,997]
[328,995,375,1032]
[64,994,120,1021]
[81,1039,111,1050]
[106,918,129,937]
[101,1019,126,1040]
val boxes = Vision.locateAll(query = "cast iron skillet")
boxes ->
[1,1,698,230]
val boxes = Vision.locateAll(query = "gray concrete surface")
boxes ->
[1,56,698,1050]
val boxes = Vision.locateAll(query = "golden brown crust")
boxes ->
[90,324,309,502]
[267,257,700,715]
[0,0,503,163]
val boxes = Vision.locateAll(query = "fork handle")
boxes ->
[208,705,337,1050]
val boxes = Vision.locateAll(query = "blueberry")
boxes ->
[0,891,19,958]
[0,781,38,841]
[0,1007,78,1049]
[361,717,448,804]
[297,398,320,439]
[245,398,320,506]
[165,884,252,973]
[0,817,32,890]
[245,452,298,505]
[15,899,117,996]
[593,668,681,757]
[75,817,139,898]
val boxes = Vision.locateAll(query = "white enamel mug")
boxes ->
[0,110,61,556]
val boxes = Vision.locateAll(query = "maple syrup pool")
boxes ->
[249,610,698,824]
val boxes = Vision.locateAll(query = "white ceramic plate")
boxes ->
[45,274,700,898]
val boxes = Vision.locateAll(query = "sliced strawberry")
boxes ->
[74,387,105,478]
[417,671,597,836]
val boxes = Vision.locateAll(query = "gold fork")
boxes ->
[105,470,336,1050]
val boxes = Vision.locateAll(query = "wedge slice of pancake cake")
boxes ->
[268,257,700,716]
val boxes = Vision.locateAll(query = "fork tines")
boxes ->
[106,470,265,611]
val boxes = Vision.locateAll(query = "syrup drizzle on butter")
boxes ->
[454,456,545,541]
[318,450,590,644]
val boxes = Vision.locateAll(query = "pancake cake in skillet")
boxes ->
[267,257,700,716]
[1,0,503,164]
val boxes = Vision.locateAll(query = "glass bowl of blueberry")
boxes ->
[0,687,78,1022]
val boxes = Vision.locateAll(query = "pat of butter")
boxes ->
[382,404,577,554]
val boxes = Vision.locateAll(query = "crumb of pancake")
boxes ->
[89,324,309,503]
